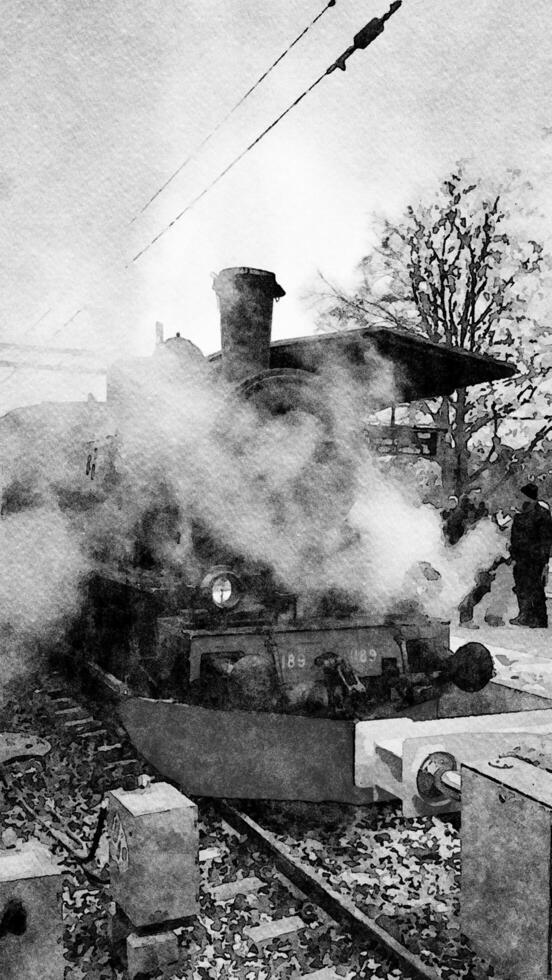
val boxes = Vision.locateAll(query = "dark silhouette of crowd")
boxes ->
[442,489,489,546]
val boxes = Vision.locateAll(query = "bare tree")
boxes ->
[316,169,552,498]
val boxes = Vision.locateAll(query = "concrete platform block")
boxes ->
[108,781,199,928]
[0,840,63,980]
[107,903,131,964]
[126,929,179,979]
[245,914,305,948]
[461,753,552,979]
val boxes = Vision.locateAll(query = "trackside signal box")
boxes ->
[108,781,199,928]
[462,754,552,980]
[0,840,63,980]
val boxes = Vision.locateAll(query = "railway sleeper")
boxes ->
[63,717,102,734]
[76,728,109,743]
[103,758,141,777]
[54,705,89,720]
[209,875,266,903]
[244,914,306,949]
[94,741,124,760]
[42,687,68,700]
[218,802,441,980]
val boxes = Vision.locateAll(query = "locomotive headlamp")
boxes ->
[201,567,241,610]
[211,575,235,608]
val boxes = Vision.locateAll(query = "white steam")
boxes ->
[88,342,505,616]
[0,508,87,633]
[0,506,89,692]
[0,334,507,692]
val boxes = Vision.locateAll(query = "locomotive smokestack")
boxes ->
[213,267,285,383]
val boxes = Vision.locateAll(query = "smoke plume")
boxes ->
[85,341,506,617]
[0,333,507,693]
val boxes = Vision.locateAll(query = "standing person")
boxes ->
[442,495,463,545]
[458,555,509,629]
[444,487,490,628]
[442,488,487,546]
[510,483,552,628]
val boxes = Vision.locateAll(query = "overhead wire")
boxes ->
[8,1,404,352]
[0,368,18,385]
[0,341,96,356]
[18,307,85,355]
[0,314,97,381]
[49,308,84,341]
[0,308,53,372]
[131,1,403,265]
[129,0,338,224]
[21,307,53,340]
[131,73,328,264]
[1,308,54,379]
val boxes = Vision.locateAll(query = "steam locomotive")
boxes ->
[67,266,516,803]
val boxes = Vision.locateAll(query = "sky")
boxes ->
[1,0,551,411]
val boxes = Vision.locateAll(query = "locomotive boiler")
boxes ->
[75,266,515,803]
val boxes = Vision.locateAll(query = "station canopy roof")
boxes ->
[267,325,517,403]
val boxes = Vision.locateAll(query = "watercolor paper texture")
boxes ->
[1,2,552,978]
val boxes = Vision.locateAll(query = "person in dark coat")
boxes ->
[510,482,552,628]
[442,495,463,545]
[444,488,491,628]
[442,489,488,546]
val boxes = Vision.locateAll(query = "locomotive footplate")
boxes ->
[114,616,496,802]
[188,618,418,683]
[156,615,490,721]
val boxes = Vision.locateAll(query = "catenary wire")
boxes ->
[131,0,403,264]
[49,308,84,340]
[131,72,327,264]
[20,307,53,340]
[11,2,404,346]
[129,0,338,224]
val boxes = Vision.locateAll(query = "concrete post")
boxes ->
[0,840,63,980]
[107,780,199,979]
[461,754,552,979]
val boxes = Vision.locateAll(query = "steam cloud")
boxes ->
[0,336,507,693]
[84,341,507,617]
[0,508,88,692]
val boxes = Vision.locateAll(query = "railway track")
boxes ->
[0,672,491,979]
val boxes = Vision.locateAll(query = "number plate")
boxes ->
[275,625,401,682]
